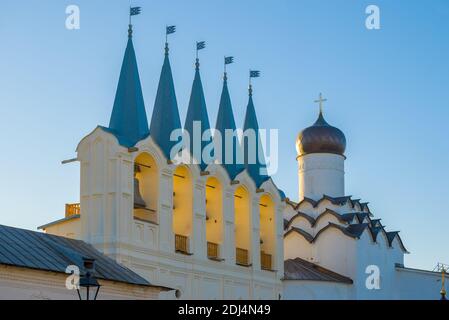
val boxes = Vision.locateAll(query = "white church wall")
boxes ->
[283,280,352,300]
[353,231,393,299]
[313,214,344,235]
[0,265,166,300]
[394,267,442,300]
[77,128,135,253]
[287,216,314,235]
[60,132,285,300]
[284,232,312,261]
[296,201,315,218]
[283,203,297,222]
[43,218,81,239]
[313,228,357,278]
[351,230,409,299]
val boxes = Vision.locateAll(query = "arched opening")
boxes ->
[173,165,193,254]
[259,194,275,271]
[133,153,158,224]
[234,185,251,266]
[205,177,223,260]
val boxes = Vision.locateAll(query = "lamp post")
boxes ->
[77,258,101,300]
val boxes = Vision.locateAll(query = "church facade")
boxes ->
[2,21,444,300]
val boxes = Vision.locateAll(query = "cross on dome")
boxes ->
[314,93,327,114]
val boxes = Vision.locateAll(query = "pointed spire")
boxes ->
[243,82,268,186]
[150,39,181,159]
[184,44,211,170]
[108,26,149,148]
[215,68,243,179]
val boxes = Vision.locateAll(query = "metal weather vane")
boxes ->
[128,6,141,37]
[223,56,234,80]
[195,41,206,69]
[166,25,176,42]
[249,70,261,95]
[165,25,176,54]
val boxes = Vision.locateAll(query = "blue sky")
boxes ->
[0,0,448,270]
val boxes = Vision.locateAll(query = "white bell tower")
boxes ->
[296,94,347,201]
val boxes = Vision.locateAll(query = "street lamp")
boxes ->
[77,258,101,300]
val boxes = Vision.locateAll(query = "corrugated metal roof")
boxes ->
[0,224,152,287]
[284,258,353,284]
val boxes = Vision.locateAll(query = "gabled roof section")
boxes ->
[284,258,353,284]
[184,61,211,171]
[296,195,353,209]
[243,89,269,187]
[355,212,369,223]
[385,231,408,252]
[314,222,370,241]
[108,36,149,147]
[285,211,316,230]
[370,219,382,228]
[314,209,352,226]
[340,213,357,224]
[290,195,371,215]
[345,223,370,238]
[150,45,181,159]
[0,225,168,287]
[368,225,384,242]
[285,227,314,243]
[214,75,243,180]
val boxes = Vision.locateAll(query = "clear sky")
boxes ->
[0,0,448,270]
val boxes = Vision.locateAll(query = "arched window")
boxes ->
[205,177,223,260]
[173,166,193,254]
[259,194,275,271]
[133,153,158,224]
[234,186,251,266]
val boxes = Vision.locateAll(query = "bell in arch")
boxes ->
[134,164,147,209]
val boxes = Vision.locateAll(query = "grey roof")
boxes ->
[291,195,370,211]
[284,195,407,253]
[0,224,167,288]
[38,214,80,230]
[284,209,363,230]
[284,258,353,284]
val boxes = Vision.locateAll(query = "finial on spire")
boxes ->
[195,41,206,70]
[224,56,234,81]
[128,7,142,38]
[314,93,328,114]
[165,25,176,55]
[441,267,447,300]
[249,70,260,96]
